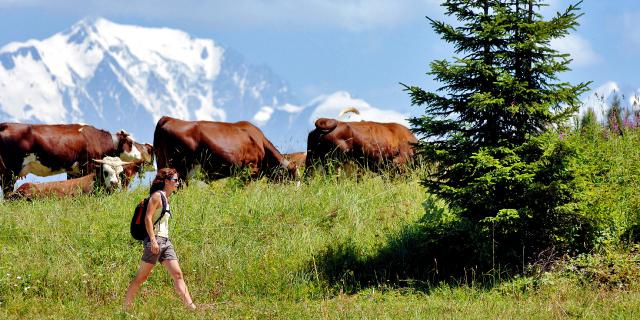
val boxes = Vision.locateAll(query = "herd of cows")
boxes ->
[0,109,418,200]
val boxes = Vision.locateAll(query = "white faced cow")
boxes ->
[8,157,132,200]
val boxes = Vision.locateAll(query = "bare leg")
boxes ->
[123,261,155,311]
[162,259,195,310]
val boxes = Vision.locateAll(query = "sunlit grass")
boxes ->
[1,148,640,318]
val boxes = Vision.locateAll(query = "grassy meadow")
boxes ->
[2,129,640,318]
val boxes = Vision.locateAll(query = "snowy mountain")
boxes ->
[0,17,308,150]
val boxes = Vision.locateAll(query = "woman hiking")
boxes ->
[124,168,196,311]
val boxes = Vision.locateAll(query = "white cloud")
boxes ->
[308,91,410,127]
[0,0,441,31]
[550,34,600,67]
[252,106,274,126]
[277,103,304,113]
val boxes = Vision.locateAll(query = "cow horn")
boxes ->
[93,158,132,166]
[338,107,360,118]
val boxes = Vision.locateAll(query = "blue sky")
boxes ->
[0,0,638,118]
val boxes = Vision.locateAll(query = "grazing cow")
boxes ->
[283,152,307,176]
[153,116,296,181]
[305,118,417,173]
[0,122,151,197]
[133,142,154,168]
[283,152,307,168]
[8,157,131,200]
[120,160,150,189]
[118,143,154,189]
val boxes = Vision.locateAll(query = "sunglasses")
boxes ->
[166,177,179,182]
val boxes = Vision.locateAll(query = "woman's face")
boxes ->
[165,174,179,192]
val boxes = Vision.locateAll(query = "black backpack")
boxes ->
[130,192,168,241]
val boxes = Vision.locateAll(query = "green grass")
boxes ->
[2,162,640,319]
[568,128,640,242]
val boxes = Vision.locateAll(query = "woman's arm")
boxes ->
[145,192,161,254]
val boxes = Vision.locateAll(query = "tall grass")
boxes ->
[2,147,640,318]
[568,128,640,244]
[0,172,429,318]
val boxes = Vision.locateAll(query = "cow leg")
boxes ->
[248,163,260,180]
[1,173,16,198]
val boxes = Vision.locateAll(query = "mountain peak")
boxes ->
[0,17,304,148]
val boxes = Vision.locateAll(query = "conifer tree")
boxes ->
[405,0,592,262]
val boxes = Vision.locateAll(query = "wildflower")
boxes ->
[16,276,21,280]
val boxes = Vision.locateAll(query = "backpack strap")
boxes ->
[151,191,168,227]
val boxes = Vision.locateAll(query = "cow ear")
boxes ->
[315,118,338,131]
[116,129,132,141]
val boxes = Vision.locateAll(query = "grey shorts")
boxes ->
[142,236,178,264]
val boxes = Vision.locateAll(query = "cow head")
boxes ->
[120,160,146,189]
[114,130,143,162]
[285,159,298,180]
[133,142,155,172]
[283,152,306,178]
[92,156,131,192]
[315,118,339,134]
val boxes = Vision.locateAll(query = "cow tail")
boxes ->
[0,126,8,172]
[0,144,5,172]
[153,117,170,169]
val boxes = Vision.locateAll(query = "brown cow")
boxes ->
[283,152,307,168]
[133,142,154,167]
[0,122,152,197]
[120,159,150,189]
[153,116,296,182]
[283,152,307,177]
[305,118,417,173]
[8,157,131,200]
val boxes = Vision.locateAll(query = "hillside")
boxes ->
[2,156,640,318]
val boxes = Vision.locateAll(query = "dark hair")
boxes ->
[150,168,178,195]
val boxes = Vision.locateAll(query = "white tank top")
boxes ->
[151,191,171,238]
